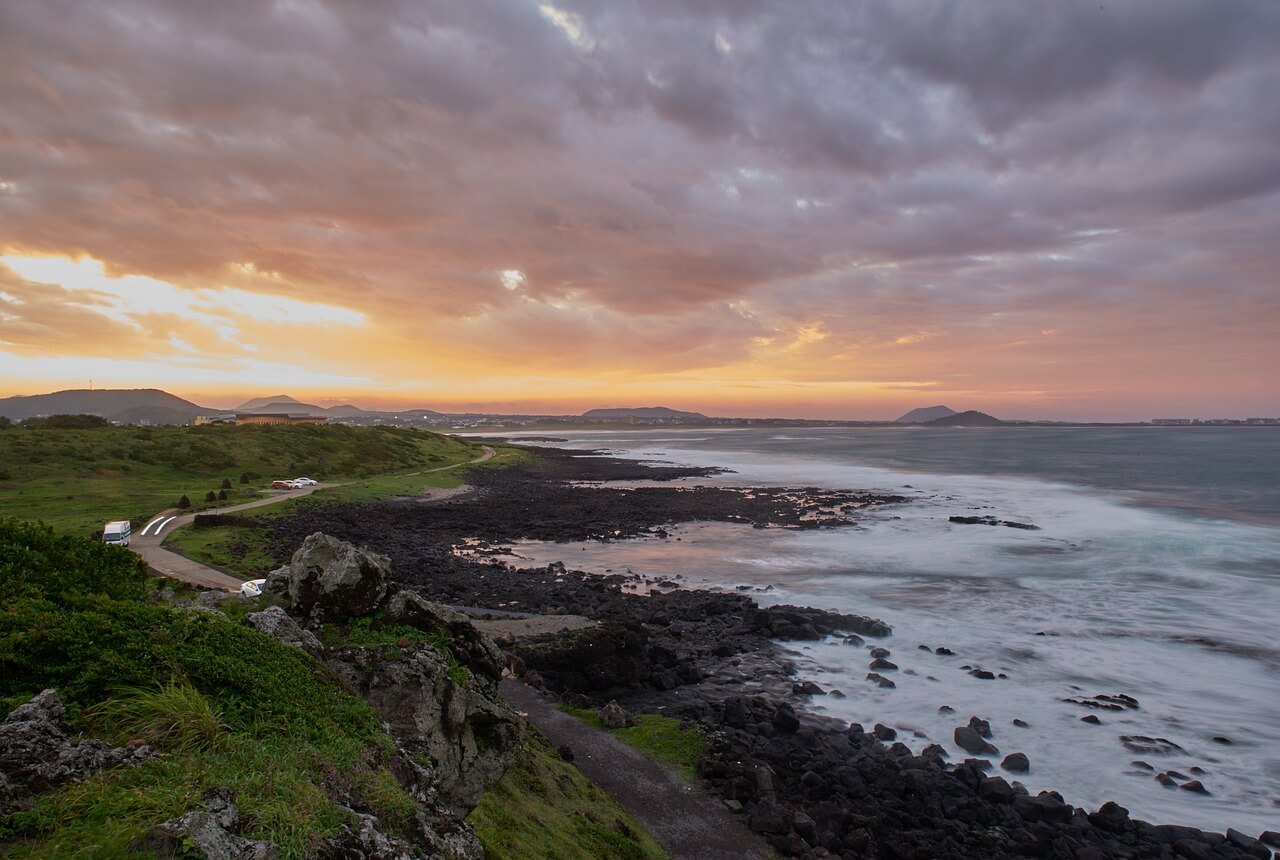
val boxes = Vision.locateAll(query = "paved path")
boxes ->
[500,680,770,860]
[133,446,495,591]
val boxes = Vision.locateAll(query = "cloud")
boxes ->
[0,0,1277,417]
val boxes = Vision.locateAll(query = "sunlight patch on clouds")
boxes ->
[0,254,365,329]
[892,329,944,345]
[538,4,594,50]
[500,269,526,290]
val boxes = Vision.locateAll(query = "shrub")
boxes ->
[204,491,217,503]
[221,478,232,489]
[218,489,228,501]
[0,519,149,604]
[177,495,191,509]
[239,472,250,484]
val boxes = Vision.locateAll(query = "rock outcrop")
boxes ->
[244,605,322,655]
[130,788,275,860]
[0,689,150,811]
[260,533,521,820]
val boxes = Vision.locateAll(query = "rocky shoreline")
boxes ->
[247,445,1277,860]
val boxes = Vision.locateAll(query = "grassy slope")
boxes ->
[559,707,709,782]
[0,520,412,858]
[468,730,668,860]
[0,423,483,536]
[0,520,666,858]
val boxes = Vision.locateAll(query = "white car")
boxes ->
[293,477,318,486]
[240,578,267,598]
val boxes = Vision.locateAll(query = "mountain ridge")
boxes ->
[0,389,217,425]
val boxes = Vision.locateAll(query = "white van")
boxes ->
[103,520,132,547]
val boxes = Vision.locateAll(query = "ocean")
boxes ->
[479,426,1280,836]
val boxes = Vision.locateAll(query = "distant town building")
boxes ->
[234,413,327,426]
[194,413,237,425]
[1151,418,1193,425]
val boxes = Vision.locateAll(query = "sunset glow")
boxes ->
[1,2,1277,419]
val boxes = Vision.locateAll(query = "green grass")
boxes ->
[0,520,419,858]
[559,707,708,782]
[164,523,281,579]
[468,730,668,860]
[0,423,483,536]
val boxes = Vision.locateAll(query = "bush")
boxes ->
[177,495,191,509]
[0,520,149,605]
[221,478,232,490]
[218,489,228,501]
[204,491,217,503]
[21,414,111,430]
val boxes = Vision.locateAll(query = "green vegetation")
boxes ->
[164,523,281,579]
[559,707,709,781]
[468,730,668,860]
[318,616,470,685]
[0,422,483,536]
[0,519,416,857]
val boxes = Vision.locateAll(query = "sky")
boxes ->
[1,1,1278,420]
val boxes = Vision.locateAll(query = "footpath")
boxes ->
[500,680,770,860]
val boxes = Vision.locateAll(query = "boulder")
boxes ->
[1001,752,1030,773]
[244,606,322,655]
[266,533,390,623]
[597,700,630,729]
[0,689,150,809]
[130,787,276,859]
[954,726,998,756]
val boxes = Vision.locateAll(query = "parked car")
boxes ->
[240,578,267,597]
[102,520,131,547]
[293,477,318,486]
[270,480,295,490]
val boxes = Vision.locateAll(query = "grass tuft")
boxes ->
[85,678,227,754]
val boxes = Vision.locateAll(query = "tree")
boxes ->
[218,489,228,501]
[177,495,191,509]
[221,477,232,489]
[204,491,217,503]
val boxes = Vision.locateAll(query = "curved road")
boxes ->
[133,446,495,591]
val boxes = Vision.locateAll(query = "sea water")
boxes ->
[476,426,1280,836]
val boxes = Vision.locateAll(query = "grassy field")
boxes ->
[0,423,485,536]
[559,707,709,782]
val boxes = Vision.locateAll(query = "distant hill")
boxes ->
[234,394,301,411]
[581,406,708,420]
[236,398,331,416]
[925,410,1004,427]
[0,389,217,425]
[325,404,367,417]
[894,405,957,424]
